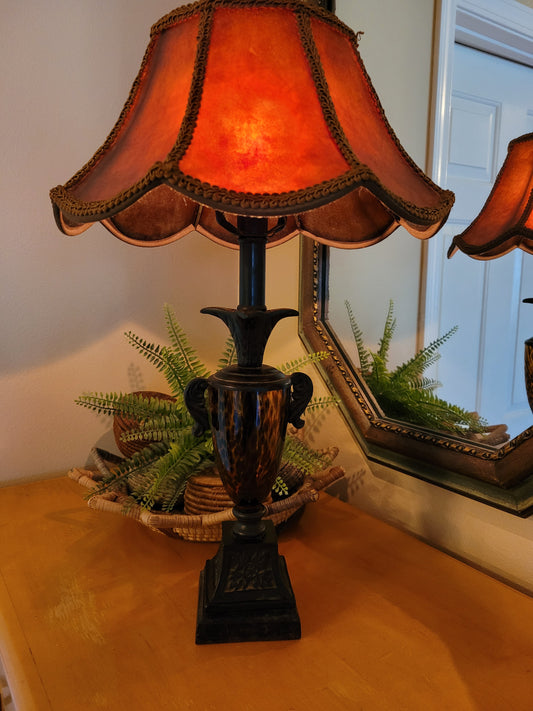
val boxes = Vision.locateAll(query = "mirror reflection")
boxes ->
[300,1,533,515]
[328,41,533,442]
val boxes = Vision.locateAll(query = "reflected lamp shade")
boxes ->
[449,133,533,259]
[50,0,453,249]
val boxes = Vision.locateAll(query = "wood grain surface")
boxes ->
[0,476,532,710]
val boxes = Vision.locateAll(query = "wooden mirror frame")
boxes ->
[299,240,533,516]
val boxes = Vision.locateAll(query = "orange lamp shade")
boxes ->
[449,133,533,259]
[50,0,454,250]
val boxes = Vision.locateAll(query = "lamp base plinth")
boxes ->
[195,520,301,644]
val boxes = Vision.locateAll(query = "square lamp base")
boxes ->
[195,520,301,644]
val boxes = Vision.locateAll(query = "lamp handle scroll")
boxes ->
[184,377,210,436]
[288,372,313,429]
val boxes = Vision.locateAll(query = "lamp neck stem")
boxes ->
[237,216,268,311]
[203,214,296,368]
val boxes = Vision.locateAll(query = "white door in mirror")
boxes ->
[431,42,533,438]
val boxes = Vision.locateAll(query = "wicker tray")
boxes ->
[68,465,344,542]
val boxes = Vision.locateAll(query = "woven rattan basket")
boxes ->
[68,464,344,542]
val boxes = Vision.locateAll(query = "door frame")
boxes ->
[424,0,533,345]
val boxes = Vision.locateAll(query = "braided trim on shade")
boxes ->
[293,8,454,224]
[50,162,170,221]
[151,0,345,35]
[162,166,454,222]
[51,162,454,224]
[50,166,354,221]
[166,5,213,164]
[296,8,356,167]
[449,227,533,258]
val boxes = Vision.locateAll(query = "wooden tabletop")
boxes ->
[0,476,532,711]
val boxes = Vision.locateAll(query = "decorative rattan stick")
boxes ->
[89,447,114,479]
[140,507,237,529]
[265,465,343,515]
[68,465,345,530]
[310,465,344,491]
[138,466,344,528]
[68,467,99,490]
[88,495,143,520]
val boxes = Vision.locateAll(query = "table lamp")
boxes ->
[448,133,533,415]
[50,0,453,644]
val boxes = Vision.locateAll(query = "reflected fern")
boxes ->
[346,300,486,435]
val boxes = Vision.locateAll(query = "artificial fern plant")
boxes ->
[345,300,486,435]
[76,304,337,512]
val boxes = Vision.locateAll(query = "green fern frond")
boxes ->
[282,433,333,476]
[367,352,389,389]
[345,301,486,435]
[272,476,289,497]
[377,299,396,363]
[372,377,486,434]
[124,332,169,370]
[217,337,237,370]
[391,391,486,434]
[163,304,208,380]
[345,300,371,374]
[76,391,177,419]
[75,392,124,417]
[124,332,190,396]
[89,443,169,499]
[119,421,195,444]
[279,351,330,374]
[140,436,214,512]
[125,468,178,512]
[304,395,339,411]
[391,326,457,384]
[408,376,442,392]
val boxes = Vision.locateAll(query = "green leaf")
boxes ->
[140,435,214,512]
[272,476,289,497]
[75,391,177,419]
[217,337,237,369]
[377,299,396,364]
[163,304,209,381]
[279,351,330,374]
[345,300,372,374]
[390,326,458,385]
[282,433,334,476]
[345,300,486,435]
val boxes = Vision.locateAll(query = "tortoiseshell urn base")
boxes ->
[185,361,311,644]
[185,362,313,521]
[196,519,301,644]
[208,364,292,508]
